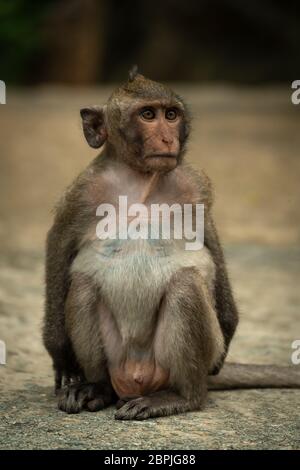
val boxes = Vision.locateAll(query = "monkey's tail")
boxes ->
[208,363,300,390]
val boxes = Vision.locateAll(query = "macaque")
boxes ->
[43,67,300,419]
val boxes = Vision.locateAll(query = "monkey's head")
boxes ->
[80,67,191,173]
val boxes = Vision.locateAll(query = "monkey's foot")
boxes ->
[115,391,195,420]
[115,396,140,410]
[209,352,227,376]
[57,382,113,414]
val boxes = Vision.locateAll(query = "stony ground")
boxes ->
[0,86,299,449]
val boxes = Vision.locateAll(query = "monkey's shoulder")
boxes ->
[53,160,110,215]
[171,164,214,211]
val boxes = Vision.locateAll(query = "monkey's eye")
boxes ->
[140,108,156,121]
[165,108,178,121]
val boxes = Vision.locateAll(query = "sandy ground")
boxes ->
[0,85,299,449]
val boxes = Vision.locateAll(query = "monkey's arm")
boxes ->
[44,222,80,391]
[44,213,83,391]
[204,215,239,373]
[43,180,92,391]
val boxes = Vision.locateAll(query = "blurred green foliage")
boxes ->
[0,0,53,83]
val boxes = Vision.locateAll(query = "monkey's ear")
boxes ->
[80,106,107,149]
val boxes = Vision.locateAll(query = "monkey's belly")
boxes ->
[109,359,170,398]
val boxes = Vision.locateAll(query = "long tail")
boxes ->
[208,363,300,390]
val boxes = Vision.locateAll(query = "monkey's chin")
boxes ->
[144,155,178,172]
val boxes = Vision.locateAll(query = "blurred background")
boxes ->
[0,0,300,450]
[0,0,300,250]
[1,0,300,85]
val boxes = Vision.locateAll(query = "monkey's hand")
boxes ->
[47,336,82,394]
[54,370,84,395]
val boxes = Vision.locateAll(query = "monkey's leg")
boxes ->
[115,267,224,420]
[58,273,115,414]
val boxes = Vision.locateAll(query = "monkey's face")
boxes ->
[119,100,188,173]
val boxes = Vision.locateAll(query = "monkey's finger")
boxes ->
[115,396,135,409]
[115,398,146,420]
[116,399,126,409]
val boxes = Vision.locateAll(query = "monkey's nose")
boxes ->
[162,136,173,146]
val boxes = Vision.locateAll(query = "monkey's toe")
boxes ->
[57,383,109,414]
[86,397,105,412]
[115,397,154,420]
[116,396,140,410]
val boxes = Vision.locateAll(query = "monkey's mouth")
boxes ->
[145,153,177,159]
